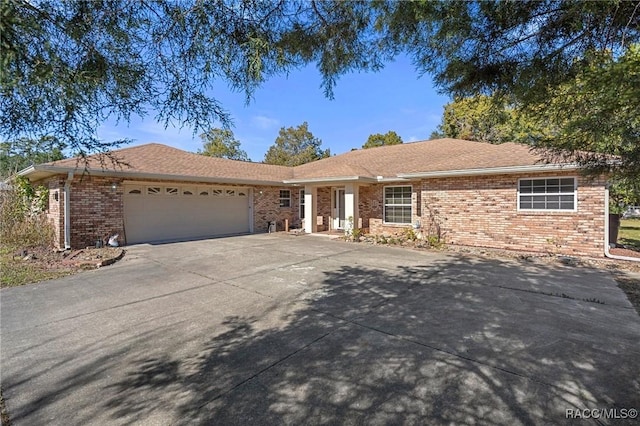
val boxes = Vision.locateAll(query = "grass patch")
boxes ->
[619,218,640,250]
[0,247,71,288]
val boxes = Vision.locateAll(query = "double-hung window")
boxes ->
[384,186,412,224]
[279,190,291,208]
[518,177,576,211]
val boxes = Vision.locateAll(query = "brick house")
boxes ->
[18,139,607,256]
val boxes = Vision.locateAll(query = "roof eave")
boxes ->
[19,165,289,186]
[397,164,580,179]
[284,176,378,185]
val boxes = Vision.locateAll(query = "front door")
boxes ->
[333,189,346,230]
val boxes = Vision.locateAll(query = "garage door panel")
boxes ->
[124,185,250,244]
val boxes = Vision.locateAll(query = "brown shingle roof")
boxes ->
[41,143,293,183]
[29,139,568,184]
[292,138,549,180]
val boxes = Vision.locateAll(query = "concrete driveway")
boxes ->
[1,234,639,425]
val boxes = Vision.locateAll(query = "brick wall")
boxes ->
[70,176,125,248]
[317,187,331,231]
[420,172,606,256]
[253,186,297,232]
[37,170,605,256]
[365,182,421,236]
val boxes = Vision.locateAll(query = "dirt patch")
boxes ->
[1,246,125,288]
[16,246,124,268]
[613,272,640,315]
[610,246,640,259]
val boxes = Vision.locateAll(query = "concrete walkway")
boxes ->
[1,234,639,425]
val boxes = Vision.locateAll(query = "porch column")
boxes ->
[344,183,359,233]
[304,185,317,233]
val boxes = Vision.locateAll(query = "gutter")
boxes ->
[398,163,579,179]
[20,165,287,187]
[604,186,639,262]
[63,172,73,250]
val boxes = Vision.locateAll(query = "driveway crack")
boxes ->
[201,327,340,407]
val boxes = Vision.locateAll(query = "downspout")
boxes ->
[63,172,73,250]
[604,185,639,262]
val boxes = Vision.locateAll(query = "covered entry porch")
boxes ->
[302,183,361,234]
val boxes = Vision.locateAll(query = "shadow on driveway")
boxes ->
[3,246,640,425]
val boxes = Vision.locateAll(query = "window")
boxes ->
[518,177,576,211]
[211,188,224,196]
[299,189,305,219]
[279,190,291,208]
[226,189,236,197]
[384,186,412,224]
[147,186,161,195]
[165,187,178,195]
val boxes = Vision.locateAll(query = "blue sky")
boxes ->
[97,54,450,162]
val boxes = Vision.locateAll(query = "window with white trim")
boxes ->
[384,186,412,224]
[299,189,305,219]
[279,190,291,208]
[518,177,576,211]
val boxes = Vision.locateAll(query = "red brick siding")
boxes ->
[420,173,606,256]
[365,182,421,235]
[70,176,125,248]
[253,186,297,232]
[316,187,331,231]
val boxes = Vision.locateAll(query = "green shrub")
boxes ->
[403,227,417,241]
[426,234,444,249]
[0,178,55,249]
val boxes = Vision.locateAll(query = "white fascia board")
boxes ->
[397,164,579,179]
[283,176,377,184]
[22,165,288,186]
[375,177,412,183]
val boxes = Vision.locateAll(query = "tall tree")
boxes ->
[3,0,639,176]
[372,1,640,176]
[198,128,249,161]
[1,137,66,178]
[362,131,403,149]
[531,46,640,179]
[435,95,555,144]
[264,122,329,166]
[1,1,382,157]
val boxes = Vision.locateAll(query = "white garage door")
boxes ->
[124,184,250,244]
